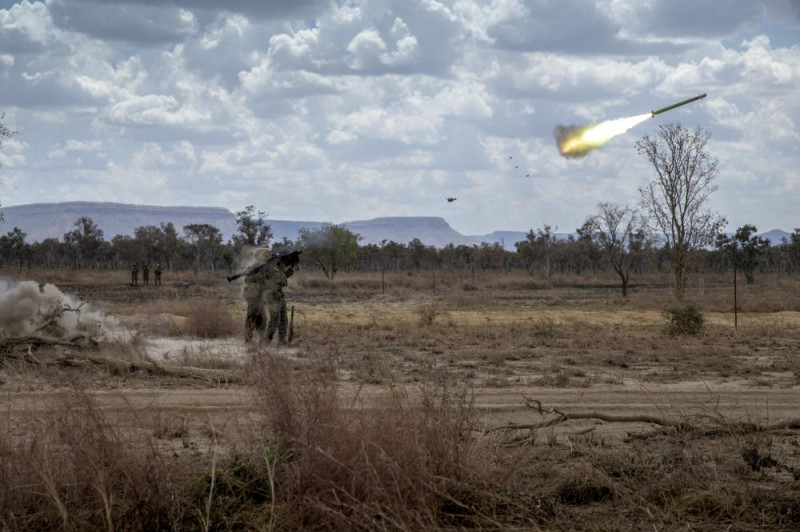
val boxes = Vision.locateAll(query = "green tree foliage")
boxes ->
[297,224,361,279]
[785,229,800,274]
[32,238,63,268]
[111,234,137,265]
[582,203,648,297]
[515,224,557,278]
[637,123,726,300]
[133,225,164,263]
[474,242,506,270]
[574,225,602,274]
[381,240,406,271]
[159,222,181,269]
[63,217,106,268]
[183,223,223,273]
[715,224,770,284]
[233,205,272,248]
[407,238,427,270]
[0,226,31,269]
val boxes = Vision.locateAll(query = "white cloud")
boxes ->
[131,141,198,170]
[380,17,418,66]
[49,0,198,45]
[0,137,26,168]
[240,63,339,97]
[267,27,321,71]
[47,139,104,160]
[0,0,55,53]
[103,94,210,127]
[346,28,387,70]
[0,0,798,236]
[326,129,357,145]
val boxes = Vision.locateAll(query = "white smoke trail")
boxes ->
[554,113,652,158]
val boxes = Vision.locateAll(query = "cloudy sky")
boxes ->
[0,0,798,235]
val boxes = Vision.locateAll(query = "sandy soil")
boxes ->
[3,378,795,445]
[3,277,798,443]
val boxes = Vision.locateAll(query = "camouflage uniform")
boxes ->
[154,264,162,286]
[131,264,139,286]
[142,264,150,286]
[266,263,294,344]
[243,249,275,343]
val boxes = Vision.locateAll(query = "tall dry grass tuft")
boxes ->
[245,352,495,529]
[0,391,189,530]
[183,303,239,338]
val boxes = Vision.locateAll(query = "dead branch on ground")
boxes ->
[483,397,800,443]
[1,336,241,384]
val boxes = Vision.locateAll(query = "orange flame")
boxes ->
[555,113,651,158]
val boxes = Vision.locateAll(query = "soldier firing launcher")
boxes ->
[226,250,302,283]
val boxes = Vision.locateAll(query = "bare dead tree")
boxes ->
[582,203,647,297]
[637,123,726,300]
[0,112,15,221]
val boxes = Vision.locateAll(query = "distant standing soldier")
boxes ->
[131,263,139,286]
[154,263,163,287]
[142,263,150,286]
[266,260,295,345]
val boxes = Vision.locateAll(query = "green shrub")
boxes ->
[662,302,705,336]
[417,304,441,326]
[532,317,560,338]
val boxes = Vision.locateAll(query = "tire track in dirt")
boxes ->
[4,384,795,434]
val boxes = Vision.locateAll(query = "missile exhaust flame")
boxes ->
[554,94,707,158]
[554,113,652,158]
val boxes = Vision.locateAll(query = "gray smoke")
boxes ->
[553,124,593,158]
[238,246,271,270]
[0,280,126,341]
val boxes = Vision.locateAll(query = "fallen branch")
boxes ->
[1,338,241,383]
[483,398,800,441]
[1,335,86,348]
[51,354,242,383]
[486,411,689,434]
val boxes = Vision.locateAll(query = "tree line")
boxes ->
[2,123,800,300]
[2,202,799,288]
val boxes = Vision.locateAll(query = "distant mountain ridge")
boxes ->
[760,229,792,244]
[0,201,501,248]
[0,202,237,243]
[0,202,792,249]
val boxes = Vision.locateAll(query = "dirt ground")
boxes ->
[4,270,799,443]
[3,269,800,529]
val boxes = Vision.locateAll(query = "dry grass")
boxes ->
[240,353,491,529]
[182,304,239,339]
[0,361,798,530]
[0,391,193,530]
[3,267,800,529]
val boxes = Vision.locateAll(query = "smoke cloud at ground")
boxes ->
[0,279,126,340]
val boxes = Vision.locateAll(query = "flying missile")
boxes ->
[651,93,707,117]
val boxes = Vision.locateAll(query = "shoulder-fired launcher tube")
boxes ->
[651,93,707,116]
